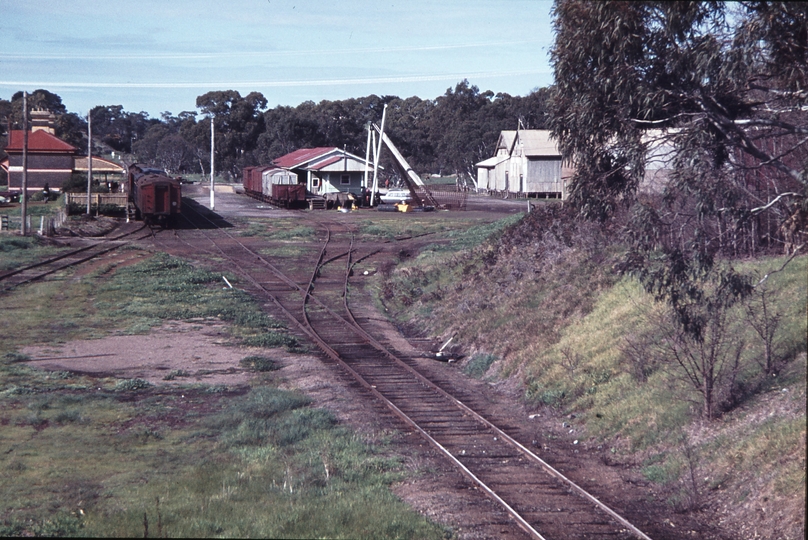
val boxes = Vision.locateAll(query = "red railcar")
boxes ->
[128,164,182,225]
[242,166,264,196]
[271,183,306,206]
[242,166,306,208]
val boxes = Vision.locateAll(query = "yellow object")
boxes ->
[396,203,410,212]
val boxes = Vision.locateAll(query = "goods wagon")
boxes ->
[243,166,306,208]
[128,164,182,225]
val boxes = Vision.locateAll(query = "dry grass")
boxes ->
[374,203,807,539]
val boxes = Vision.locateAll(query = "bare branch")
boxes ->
[749,192,803,214]
[755,245,805,287]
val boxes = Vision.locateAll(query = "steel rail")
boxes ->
[0,223,152,292]
[175,205,651,540]
[339,243,653,540]
[282,226,548,540]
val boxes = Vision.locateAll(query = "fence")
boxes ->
[64,192,128,211]
[0,210,67,236]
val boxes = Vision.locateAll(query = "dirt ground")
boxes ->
[18,189,702,539]
[19,316,536,539]
[22,320,272,387]
[18,294,693,540]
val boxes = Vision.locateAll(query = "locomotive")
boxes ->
[127,164,182,225]
[243,166,307,208]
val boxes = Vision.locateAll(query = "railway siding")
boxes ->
[157,204,654,540]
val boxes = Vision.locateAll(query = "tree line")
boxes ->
[0,81,550,186]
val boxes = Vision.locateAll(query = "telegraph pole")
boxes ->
[86,109,93,215]
[209,116,215,210]
[20,91,28,235]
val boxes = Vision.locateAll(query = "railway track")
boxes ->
[157,204,654,540]
[0,222,153,292]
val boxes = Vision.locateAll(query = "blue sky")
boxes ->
[0,0,555,118]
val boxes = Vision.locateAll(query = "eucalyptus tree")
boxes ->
[549,0,807,341]
[549,1,807,420]
[196,90,268,179]
[429,80,499,180]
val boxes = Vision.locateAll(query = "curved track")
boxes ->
[155,204,653,540]
[0,222,152,292]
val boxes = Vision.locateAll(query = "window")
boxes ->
[312,177,320,188]
[340,174,351,185]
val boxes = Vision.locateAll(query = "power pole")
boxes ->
[86,109,93,215]
[209,116,215,210]
[20,91,28,235]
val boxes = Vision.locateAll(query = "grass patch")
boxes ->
[463,352,497,378]
[0,247,449,539]
[240,220,318,241]
[0,381,448,538]
[0,235,67,272]
[93,252,298,350]
[240,355,280,372]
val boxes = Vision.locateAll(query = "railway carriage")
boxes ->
[127,164,182,225]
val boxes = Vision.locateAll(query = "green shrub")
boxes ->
[0,238,33,252]
[240,355,279,372]
[114,378,152,391]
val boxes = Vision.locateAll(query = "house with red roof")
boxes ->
[271,147,374,196]
[2,129,126,192]
[2,130,77,190]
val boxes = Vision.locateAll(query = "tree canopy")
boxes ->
[2,81,549,185]
[549,0,807,339]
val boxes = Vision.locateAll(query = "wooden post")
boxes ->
[20,91,28,235]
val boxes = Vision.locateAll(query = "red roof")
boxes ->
[272,147,337,169]
[5,130,77,153]
[308,155,343,170]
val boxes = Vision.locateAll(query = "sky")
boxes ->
[0,0,556,119]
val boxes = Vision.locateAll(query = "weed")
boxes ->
[0,513,84,537]
[239,331,298,350]
[240,355,279,372]
[163,369,191,380]
[114,378,152,392]
[2,352,30,363]
[463,353,497,378]
[53,409,86,424]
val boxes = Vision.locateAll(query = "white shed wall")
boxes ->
[525,159,563,193]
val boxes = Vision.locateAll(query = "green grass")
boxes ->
[463,353,497,378]
[373,203,806,522]
[0,246,450,539]
[240,355,281,372]
[240,220,319,241]
[1,378,449,538]
[93,252,298,349]
[0,235,68,272]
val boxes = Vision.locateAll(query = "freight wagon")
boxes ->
[243,166,306,208]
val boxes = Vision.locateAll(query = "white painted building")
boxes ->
[272,147,374,196]
[476,130,571,198]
